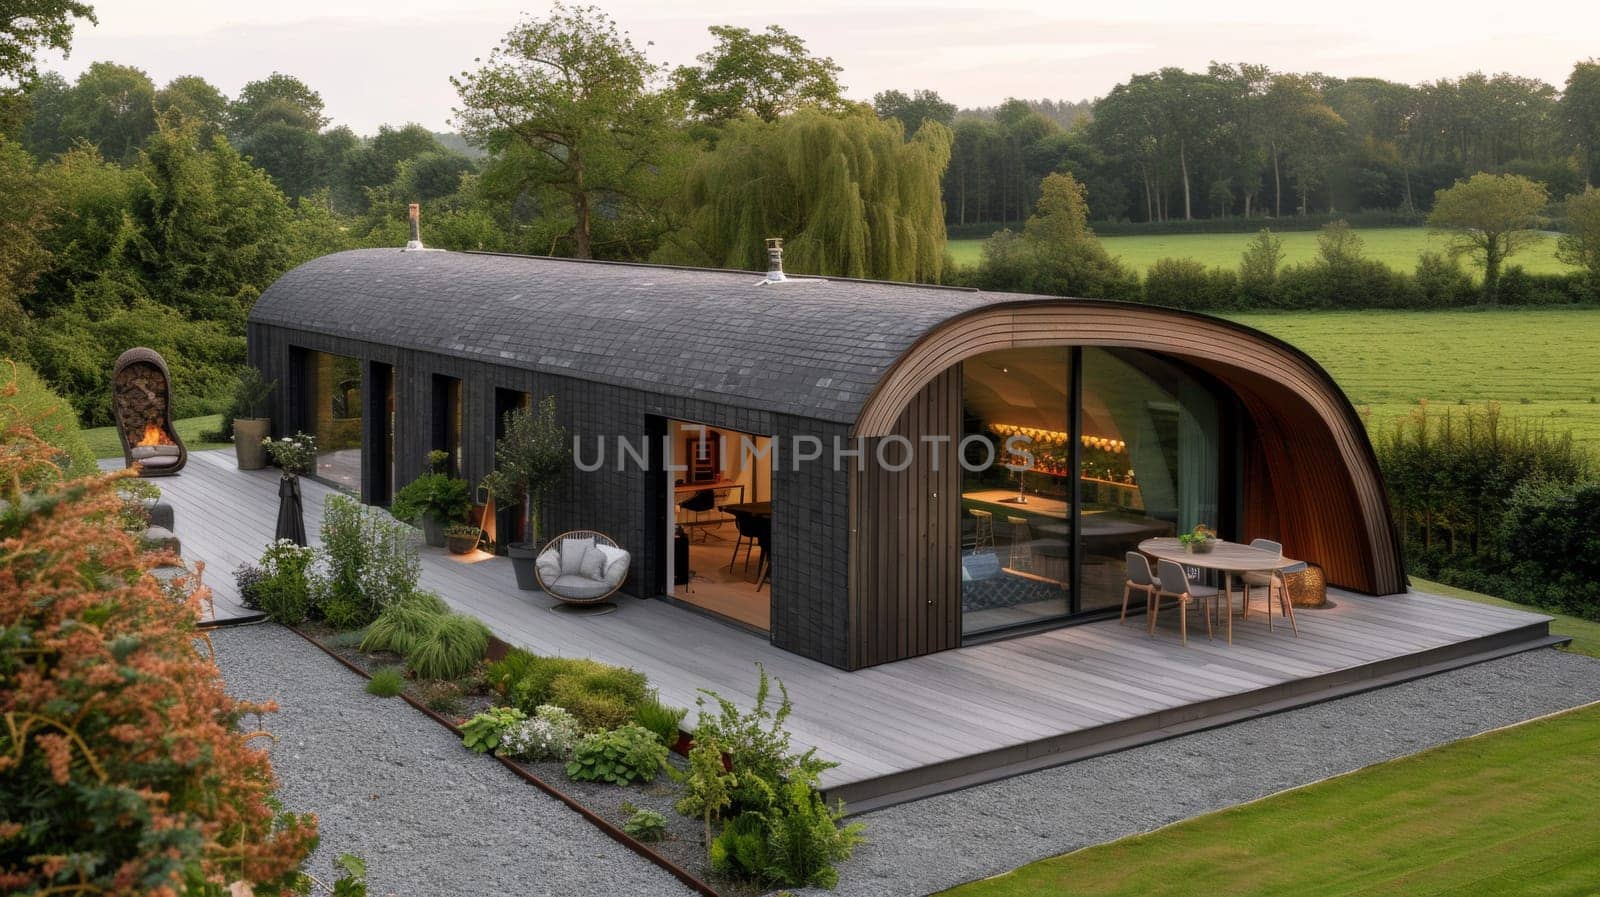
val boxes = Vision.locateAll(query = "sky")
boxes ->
[37,0,1600,135]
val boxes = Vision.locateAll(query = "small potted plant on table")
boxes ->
[481,396,569,590]
[1179,523,1218,554]
[391,450,471,548]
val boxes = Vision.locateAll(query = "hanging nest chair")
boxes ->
[112,347,188,477]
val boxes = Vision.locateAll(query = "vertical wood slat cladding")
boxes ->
[850,367,961,668]
[852,305,1404,597]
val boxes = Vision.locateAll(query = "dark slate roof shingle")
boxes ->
[248,249,1033,424]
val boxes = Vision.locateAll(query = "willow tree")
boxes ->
[656,106,952,283]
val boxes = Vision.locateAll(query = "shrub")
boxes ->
[417,680,465,716]
[233,560,267,609]
[0,395,317,892]
[1412,251,1474,307]
[1,360,95,482]
[499,704,584,760]
[566,724,670,785]
[407,612,491,680]
[366,666,406,697]
[1237,228,1283,303]
[254,538,317,624]
[359,590,449,655]
[499,653,644,716]
[762,781,865,889]
[710,812,770,882]
[549,664,649,730]
[461,707,527,754]
[390,470,471,526]
[1497,480,1600,617]
[485,646,542,697]
[319,492,422,628]
[623,808,669,843]
[1142,257,1237,309]
[633,691,689,747]
[692,664,834,814]
[676,736,736,846]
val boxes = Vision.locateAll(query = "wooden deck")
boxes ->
[152,451,1561,810]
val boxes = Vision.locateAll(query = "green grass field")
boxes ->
[940,698,1600,897]
[82,413,229,460]
[1412,577,1600,658]
[947,226,1576,277]
[1224,309,1600,453]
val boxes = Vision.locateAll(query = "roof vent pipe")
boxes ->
[765,237,786,283]
[404,203,424,251]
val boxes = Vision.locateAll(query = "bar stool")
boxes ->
[969,508,995,552]
[1006,516,1031,571]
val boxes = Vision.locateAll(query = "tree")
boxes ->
[1562,60,1600,188]
[1428,172,1549,301]
[655,107,952,283]
[483,396,569,548]
[0,138,51,352]
[873,88,955,134]
[227,71,326,139]
[344,122,448,198]
[1557,187,1600,295]
[674,24,844,123]
[155,74,227,140]
[0,0,96,89]
[452,3,685,259]
[61,61,156,163]
[17,70,69,155]
[975,172,1137,299]
[1238,227,1283,297]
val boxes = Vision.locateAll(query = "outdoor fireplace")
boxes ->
[112,347,188,476]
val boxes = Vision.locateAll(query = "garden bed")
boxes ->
[296,621,762,897]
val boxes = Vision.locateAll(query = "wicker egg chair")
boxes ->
[535,530,630,614]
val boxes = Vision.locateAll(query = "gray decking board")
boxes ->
[153,450,1554,796]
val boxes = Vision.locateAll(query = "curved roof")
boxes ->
[249,248,1005,423]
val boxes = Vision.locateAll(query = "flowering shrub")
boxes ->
[318,493,421,629]
[263,431,318,477]
[233,560,267,609]
[254,538,318,623]
[500,704,584,761]
[0,393,317,893]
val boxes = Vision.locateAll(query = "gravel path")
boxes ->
[806,648,1600,897]
[210,623,696,897]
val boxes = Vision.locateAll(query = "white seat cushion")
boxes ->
[578,544,607,580]
[536,548,562,584]
[594,544,630,585]
[550,574,613,600]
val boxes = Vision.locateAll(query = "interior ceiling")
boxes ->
[962,347,1069,432]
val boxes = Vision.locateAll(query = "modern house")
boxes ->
[247,246,1404,671]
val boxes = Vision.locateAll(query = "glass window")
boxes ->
[306,351,363,491]
[960,347,1073,635]
[1077,348,1220,612]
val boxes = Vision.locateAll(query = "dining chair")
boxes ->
[1240,538,1301,636]
[752,515,772,591]
[1006,516,1032,571]
[679,488,716,541]
[1153,559,1225,646]
[1120,552,1158,625]
[727,509,759,573]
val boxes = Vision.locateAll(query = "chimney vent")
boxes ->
[404,203,425,251]
[764,237,786,283]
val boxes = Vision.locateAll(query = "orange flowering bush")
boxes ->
[0,372,318,895]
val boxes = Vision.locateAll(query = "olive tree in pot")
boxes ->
[482,396,569,590]
[231,367,278,470]
[390,450,471,547]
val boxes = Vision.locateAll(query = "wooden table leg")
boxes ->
[1225,571,1234,644]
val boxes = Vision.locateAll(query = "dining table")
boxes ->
[1138,537,1301,643]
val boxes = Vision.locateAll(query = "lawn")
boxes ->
[940,700,1600,897]
[82,413,230,460]
[1223,309,1600,453]
[947,226,1576,277]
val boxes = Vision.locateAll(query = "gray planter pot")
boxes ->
[421,516,445,548]
[507,541,541,591]
[233,418,271,469]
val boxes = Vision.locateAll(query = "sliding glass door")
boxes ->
[958,346,1225,636]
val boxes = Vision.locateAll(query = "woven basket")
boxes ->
[1284,563,1327,608]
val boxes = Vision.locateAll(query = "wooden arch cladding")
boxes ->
[852,301,1405,600]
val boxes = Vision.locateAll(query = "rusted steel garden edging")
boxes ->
[280,624,722,897]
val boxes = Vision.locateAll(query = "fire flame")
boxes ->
[135,423,172,447]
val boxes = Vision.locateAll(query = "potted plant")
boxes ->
[444,523,482,555]
[481,396,569,590]
[231,367,278,470]
[1178,523,1218,554]
[391,450,471,548]
[262,432,317,546]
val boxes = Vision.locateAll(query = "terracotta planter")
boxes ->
[507,541,541,590]
[233,418,270,469]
